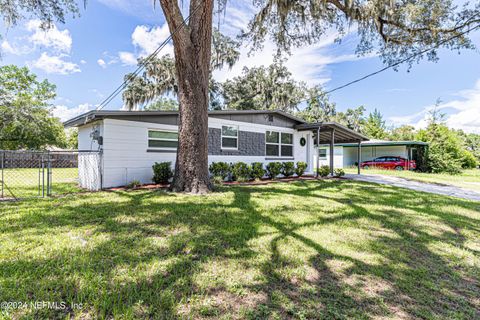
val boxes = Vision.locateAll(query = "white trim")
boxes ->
[147,128,178,151]
[221,125,239,150]
[265,130,294,158]
[208,117,296,133]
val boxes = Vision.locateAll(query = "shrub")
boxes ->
[209,162,230,179]
[281,162,295,177]
[211,175,224,187]
[251,162,265,180]
[152,162,173,184]
[266,162,282,179]
[317,165,330,177]
[231,162,251,182]
[295,161,307,177]
[461,150,478,169]
[334,168,345,177]
[126,179,141,189]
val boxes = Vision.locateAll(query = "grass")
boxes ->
[1,168,79,198]
[0,180,479,319]
[345,167,480,192]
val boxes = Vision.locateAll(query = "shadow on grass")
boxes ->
[0,180,479,319]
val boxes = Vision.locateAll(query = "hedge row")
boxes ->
[148,161,345,186]
[209,161,308,182]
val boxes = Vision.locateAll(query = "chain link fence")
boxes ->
[0,150,102,200]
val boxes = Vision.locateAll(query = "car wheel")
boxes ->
[395,166,404,171]
[363,165,369,170]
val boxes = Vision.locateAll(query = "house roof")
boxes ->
[335,140,428,147]
[63,109,307,128]
[295,122,369,144]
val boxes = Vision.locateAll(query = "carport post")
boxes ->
[330,129,335,176]
[357,141,361,175]
[1,151,4,198]
[316,126,320,178]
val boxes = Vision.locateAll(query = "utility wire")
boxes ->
[319,22,480,97]
[96,3,202,110]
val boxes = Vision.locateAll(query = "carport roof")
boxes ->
[335,140,428,147]
[295,122,369,144]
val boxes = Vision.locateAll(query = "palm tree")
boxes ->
[122,29,239,111]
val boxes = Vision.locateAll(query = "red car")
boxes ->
[361,156,416,170]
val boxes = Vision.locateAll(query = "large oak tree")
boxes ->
[2,0,479,193]
[156,0,479,193]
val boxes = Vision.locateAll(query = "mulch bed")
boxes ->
[106,175,347,192]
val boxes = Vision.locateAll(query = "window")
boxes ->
[221,125,238,149]
[319,148,327,160]
[148,130,178,149]
[266,131,293,157]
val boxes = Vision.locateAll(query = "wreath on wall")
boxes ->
[300,137,306,146]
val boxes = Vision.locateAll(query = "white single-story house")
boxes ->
[64,110,370,189]
[64,110,428,189]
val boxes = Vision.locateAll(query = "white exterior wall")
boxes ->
[343,145,407,167]
[91,118,314,188]
[78,121,103,151]
[312,146,344,170]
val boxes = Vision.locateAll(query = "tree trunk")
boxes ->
[160,0,214,193]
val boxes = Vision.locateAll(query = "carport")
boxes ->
[295,122,369,176]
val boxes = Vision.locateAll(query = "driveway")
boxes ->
[345,173,480,202]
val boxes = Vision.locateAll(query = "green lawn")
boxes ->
[1,168,80,199]
[0,180,479,319]
[345,167,480,192]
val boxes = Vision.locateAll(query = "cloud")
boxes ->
[118,51,137,66]
[31,52,81,75]
[389,79,480,133]
[114,24,173,67]
[212,3,369,86]
[1,40,15,54]
[53,103,94,121]
[131,24,173,56]
[97,59,107,68]
[80,59,87,64]
[26,19,72,53]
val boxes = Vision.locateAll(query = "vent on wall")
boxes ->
[268,115,274,122]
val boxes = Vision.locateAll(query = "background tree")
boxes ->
[65,128,78,149]
[0,65,66,150]
[297,86,337,123]
[0,0,79,29]
[334,106,366,132]
[122,29,239,111]
[390,125,416,141]
[463,132,480,165]
[222,60,306,111]
[415,105,477,173]
[363,109,387,139]
[144,97,179,111]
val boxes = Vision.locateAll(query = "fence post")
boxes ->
[1,151,4,198]
[41,153,45,198]
[47,151,52,196]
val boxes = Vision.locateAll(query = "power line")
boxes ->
[323,24,480,95]
[318,23,480,96]
[96,4,202,110]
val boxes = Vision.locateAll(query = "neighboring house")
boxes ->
[316,140,428,168]
[64,110,368,188]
